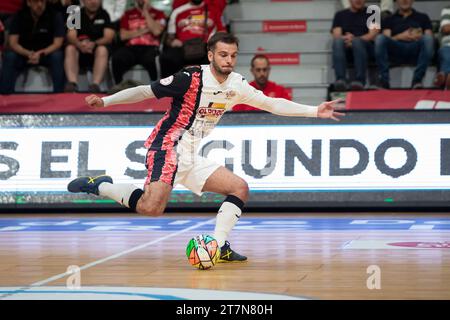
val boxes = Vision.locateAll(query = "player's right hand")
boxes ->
[85,95,105,108]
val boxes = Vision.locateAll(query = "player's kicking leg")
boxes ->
[67,149,175,216]
[201,166,249,263]
[67,175,172,216]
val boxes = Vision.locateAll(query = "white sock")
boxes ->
[214,201,242,248]
[98,183,141,208]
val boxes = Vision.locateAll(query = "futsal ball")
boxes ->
[186,234,220,270]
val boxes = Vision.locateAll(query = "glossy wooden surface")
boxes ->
[0,213,449,299]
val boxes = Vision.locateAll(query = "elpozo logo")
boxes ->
[197,102,226,120]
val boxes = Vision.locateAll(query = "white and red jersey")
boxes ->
[145,65,308,153]
[233,81,292,111]
[102,64,318,189]
[120,7,166,47]
[167,2,223,43]
[103,64,318,154]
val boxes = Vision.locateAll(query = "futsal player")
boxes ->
[68,32,344,262]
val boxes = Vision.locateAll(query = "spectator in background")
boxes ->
[47,0,80,15]
[434,5,450,90]
[0,0,23,23]
[111,0,165,88]
[341,0,394,19]
[0,19,4,52]
[233,55,292,111]
[160,0,225,77]
[102,0,128,29]
[64,0,115,93]
[0,19,4,72]
[375,0,434,89]
[0,0,65,94]
[47,0,80,32]
[331,0,379,91]
[102,0,128,61]
[172,0,226,31]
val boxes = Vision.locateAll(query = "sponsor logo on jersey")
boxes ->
[179,14,213,29]
[191,14,205,22]
[160,75,174,86]
[197,107,225,119]
[197,102,226,120]
[225,90,236,100]
[93,19,105,25]
[208,102,226,109]
[209,91,236,100]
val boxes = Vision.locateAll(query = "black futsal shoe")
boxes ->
[67,175,113,195]
[218,241,247,263]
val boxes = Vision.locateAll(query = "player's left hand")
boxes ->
[317,99,345,121]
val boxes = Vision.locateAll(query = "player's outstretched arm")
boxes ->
[239,79,344,121]
[251,96,345,121]
[85,85,156,108]
[85,94,105,108]
[317,99,345,121]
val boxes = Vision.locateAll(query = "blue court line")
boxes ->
[0,290,183,300]
[0,217,449,231]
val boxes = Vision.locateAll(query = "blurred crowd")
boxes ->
[0,0,449,96]
[0,0,228,94]
[333,0,450,90]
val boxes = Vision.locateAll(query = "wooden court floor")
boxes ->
[0,213,449,300]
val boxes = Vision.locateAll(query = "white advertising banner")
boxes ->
[1,124,450,192]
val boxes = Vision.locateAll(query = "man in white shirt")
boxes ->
[434,5,450,89]
[102,0,128,24]
[341,0,394,19]
[68,32,344,262]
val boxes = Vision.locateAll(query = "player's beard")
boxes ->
[212,59,233,76]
